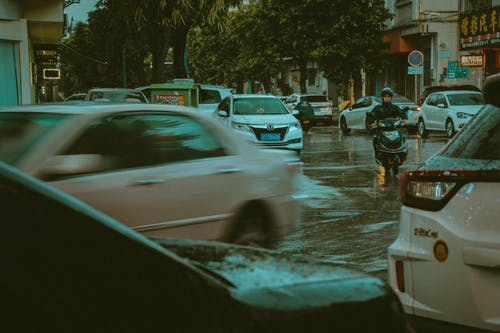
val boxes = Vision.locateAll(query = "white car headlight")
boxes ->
[456,112,472,119]
[289,122,301,130]
[231,121,252,133]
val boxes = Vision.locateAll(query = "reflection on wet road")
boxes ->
[277,126,448,281]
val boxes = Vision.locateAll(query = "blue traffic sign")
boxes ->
[408,50,424,67]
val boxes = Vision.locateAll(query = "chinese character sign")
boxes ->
[460,5,500,50]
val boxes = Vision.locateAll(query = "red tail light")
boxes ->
[395,260,405,292]
[401,169,500,211]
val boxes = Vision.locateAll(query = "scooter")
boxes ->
[370,116,408,176]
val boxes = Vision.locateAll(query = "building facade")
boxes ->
[374,0,500,103]
[0,0,64,106]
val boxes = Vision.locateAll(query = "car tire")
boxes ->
[228,203,275,248]
[446,119,456,138]
[417,119,429,138]
[340,117,350,135]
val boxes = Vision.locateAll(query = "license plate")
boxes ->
[261,133,280,141]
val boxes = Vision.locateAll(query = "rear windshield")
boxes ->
[446,93,483,106]
[234,98,289,115]
[0,113,70,164]
[442,105,500,160]
[304,95,328,103]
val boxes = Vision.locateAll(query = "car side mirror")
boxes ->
[218,110,229,117]
[437,103,446,108]
[291,109,299,116]
[38,154,108,179]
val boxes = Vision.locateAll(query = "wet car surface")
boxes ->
[277,126,448,280]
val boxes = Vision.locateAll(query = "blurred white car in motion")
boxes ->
[0,103,302,247]
[417,90,484,138]
[388,100,500,332]
[213,94,303,152]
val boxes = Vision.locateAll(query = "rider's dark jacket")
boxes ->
[370,102,407,122]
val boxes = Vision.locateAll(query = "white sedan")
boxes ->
[417,90,484,138]
[213,94,303,152]
[0,103,303,247]
[388,100,500,332]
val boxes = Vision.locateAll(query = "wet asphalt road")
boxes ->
[276,125,449,281]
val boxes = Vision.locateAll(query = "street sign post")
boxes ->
[408,50,424,103]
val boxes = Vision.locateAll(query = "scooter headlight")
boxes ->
[382,130,400,140]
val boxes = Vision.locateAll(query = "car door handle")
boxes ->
[132,179,166,186]
[216,168,241,174]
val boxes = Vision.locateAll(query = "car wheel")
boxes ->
[417,119,429,138]
[340,117,350,135]
[446,119,456,138]
[228,203,275,248]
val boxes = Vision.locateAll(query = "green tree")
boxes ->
[311,0,391,98]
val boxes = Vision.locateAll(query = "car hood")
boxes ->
[232,114,295,125]
[152,238,393,310]
[449,105,483,114]
[417,156,500,171]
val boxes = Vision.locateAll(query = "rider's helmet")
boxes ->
[380,87,394,97]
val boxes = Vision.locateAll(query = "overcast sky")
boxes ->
[64,0,98,25]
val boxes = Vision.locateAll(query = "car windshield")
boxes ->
[446,93,484,106]
[442,105,500,160]
[0,113,70,164]
[304,95,328,103]
[234,98,289,115]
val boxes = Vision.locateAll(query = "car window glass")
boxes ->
[427,94,437,106]
[304,95,328,103]
[289,96,297,103]
[234,98,289,115]
[200,89,221,104]
[352,97,365,109]
[442,105,500,159]
[446,93,484,106]
[0,113,71,164]
[436,94,447,107]
[363,98,372,107]
[62,113,226,173]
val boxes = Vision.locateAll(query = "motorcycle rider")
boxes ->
[367,87,408,176]
[294,96,315,132]
[367,87,408,128]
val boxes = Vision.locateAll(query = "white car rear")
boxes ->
[388,103,500,332]
[287,94,333,125]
